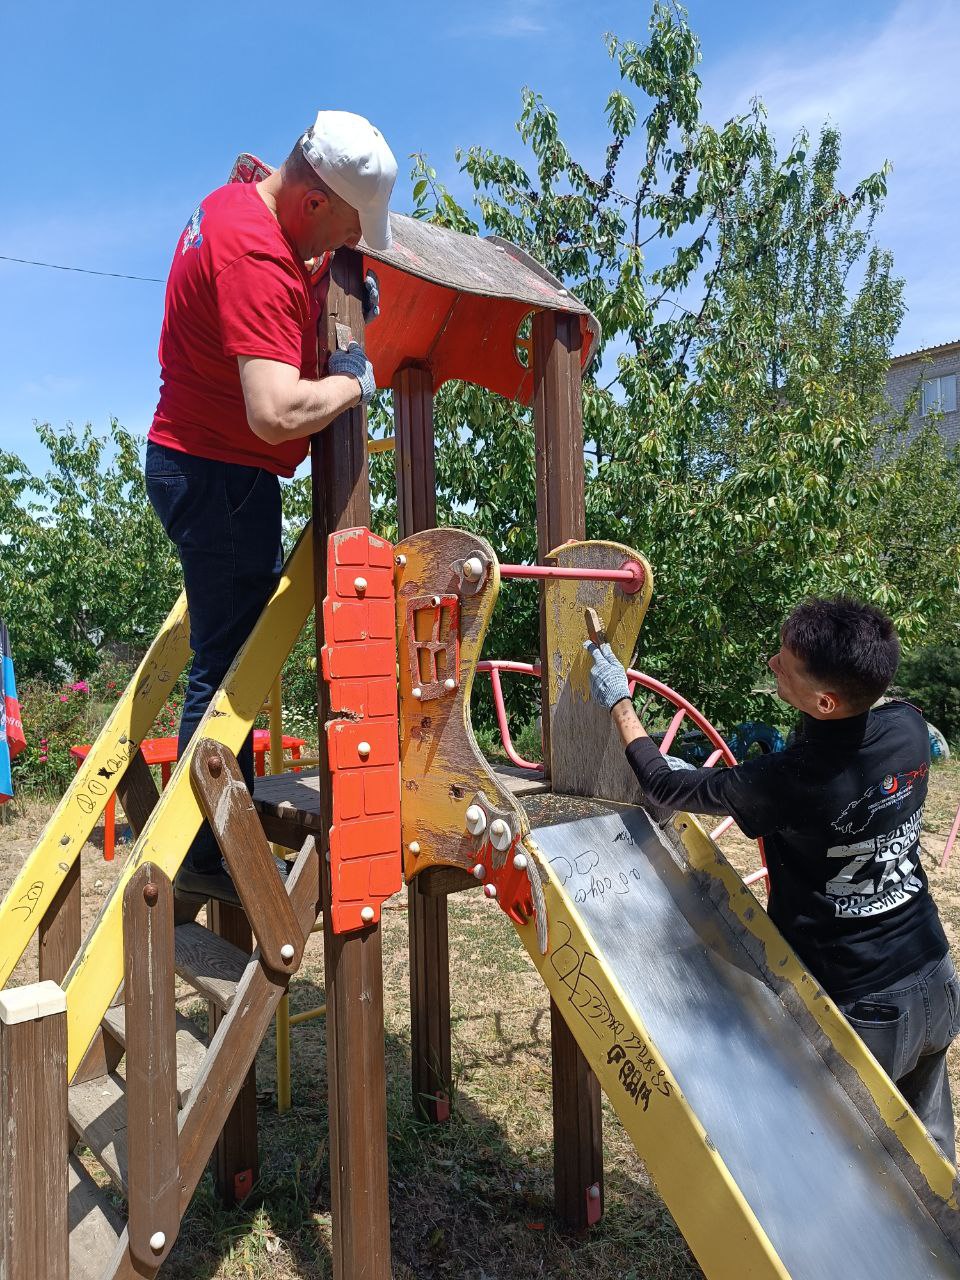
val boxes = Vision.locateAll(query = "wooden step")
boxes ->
[69,1072,129,1194]
[174,921,249,1010]
[68,1152,123,1280]
[102,1005,208,1106]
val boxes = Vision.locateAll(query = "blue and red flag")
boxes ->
[0,622,26,803]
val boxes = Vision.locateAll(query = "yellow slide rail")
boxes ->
[59,525,314,1076]
[0,594,192,987]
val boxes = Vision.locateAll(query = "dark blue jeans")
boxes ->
[145,441,283,873]
[840,951,960,1160]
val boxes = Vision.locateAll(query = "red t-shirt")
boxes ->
[150,182,326,477]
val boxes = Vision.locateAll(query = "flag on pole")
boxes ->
[0,621,26,803]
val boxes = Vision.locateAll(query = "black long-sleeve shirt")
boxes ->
[625,701,947,1002]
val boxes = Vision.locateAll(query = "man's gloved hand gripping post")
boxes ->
[585,599,960,1163]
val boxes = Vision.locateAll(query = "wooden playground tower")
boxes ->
[0,214,610,1278]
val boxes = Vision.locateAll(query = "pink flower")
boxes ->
[40,738,47,745]
[71,681,89,694]
[59,694,69,703]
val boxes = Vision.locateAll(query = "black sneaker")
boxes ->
[173,855,291,910]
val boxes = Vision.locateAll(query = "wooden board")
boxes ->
[544,540,653,803]
[68,1153,122,1280]
[173,922,248,1011]
[68,1072,128,1192]
[102,1007,207,1107]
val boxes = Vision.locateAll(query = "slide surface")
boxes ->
[519,801,960,1280]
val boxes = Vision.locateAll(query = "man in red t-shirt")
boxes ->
[146,111,397,904]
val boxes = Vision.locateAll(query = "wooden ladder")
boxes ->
[1,742,320,1280]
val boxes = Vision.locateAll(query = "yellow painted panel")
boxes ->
[0,594,191,987]
[516,841,791,1280]
[63,527,315,1076]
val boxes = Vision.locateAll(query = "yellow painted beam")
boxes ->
[0,594,191,988]
[63,526,315,1076]
[367,436,395,454]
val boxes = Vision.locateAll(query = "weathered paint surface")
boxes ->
[0,595,191,987]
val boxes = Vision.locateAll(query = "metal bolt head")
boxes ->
[360,905,375,923]
[149,1231,166,1253]
[408,840,421,855]
[462,556,484,581]
[465,804,486,835]
[484,883,498,899]
[280,943,295,962]
[512,853,528,872]
[472,863,486,880]
[353,576,368,595]
[412,686,423,700]
[357,741,371,760]
[208,755,223,778]
[143,882,159,907]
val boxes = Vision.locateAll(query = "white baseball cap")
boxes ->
[301,111,398,252]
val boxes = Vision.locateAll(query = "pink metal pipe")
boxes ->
[659,707,687,755]
[486,664,542,772]
[499,561,646,594]
[941,801,960,870]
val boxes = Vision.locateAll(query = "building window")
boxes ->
[922,373,958,416]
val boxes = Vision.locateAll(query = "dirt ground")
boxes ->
[2,762,960,1279]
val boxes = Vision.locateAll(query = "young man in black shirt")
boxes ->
[587,597,959,1159]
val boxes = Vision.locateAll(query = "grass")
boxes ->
[2,760,960,1277]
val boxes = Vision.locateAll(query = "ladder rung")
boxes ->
[102,1006,208,1107]
[69,1073,128,1194]
[174,922,249,1011]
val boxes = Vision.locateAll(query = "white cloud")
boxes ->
[703,0,960,352]
[447,1,547,39]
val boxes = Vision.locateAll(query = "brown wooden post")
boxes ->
[0,981,69,1280]
[39,861,80,985]
[123,864,179,1271]
[313,248,391,1279]
[532,309,604,1231]
[394,364,452,1124]
[209,900,259,1206]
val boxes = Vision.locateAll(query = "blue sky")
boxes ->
[2,0,956,476]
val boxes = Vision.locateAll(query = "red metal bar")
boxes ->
[488,664,542,771]
[942,802,960,870]
[659,708,687,755]
[499,561,645,594]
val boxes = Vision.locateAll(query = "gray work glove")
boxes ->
[363,270,381,324]
[584,641,631,711]
[328,340,376,405]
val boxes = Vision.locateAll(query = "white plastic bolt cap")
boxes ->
[396,553,407,566]
[588,1183,600,1200]
[149,1231,167,1253]
[465,804,486,835]
[357,741,371,759]
[412,686,423,700]
[512,853,528,871]
[484,883,498,899]
[353,576,368,594]
[432,595,441,606]
[490,818,512,851]
[360,906,375,923]
[408,840,421,855]
[280,943,295,963]
[463,556,484,581]
[472,863,486,880]
[444,677,456,691]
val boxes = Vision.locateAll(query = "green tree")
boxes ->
[398,1,959,727]
[0,420,178,678]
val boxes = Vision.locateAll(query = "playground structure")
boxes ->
[2,204,960,1280]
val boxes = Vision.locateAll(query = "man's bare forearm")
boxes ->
[263,373,361,441]
[610,697,648,749]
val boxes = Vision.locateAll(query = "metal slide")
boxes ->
[515,798,960,1280]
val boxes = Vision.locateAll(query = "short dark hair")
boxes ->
[282,134,334,196]
[781,596,900,710]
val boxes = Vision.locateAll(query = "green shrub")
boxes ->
[894,646,960,746]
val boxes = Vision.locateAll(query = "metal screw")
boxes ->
[513,853,528,872]
[360,906,375,923]
[357,741,371,760]
[149,1231,166,1253]
[209,755,223,778]
[354,576,368,595]
[60,835,70,847]
[472,863,486,880]
[143,882,159,907]
[280,943,295,963]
